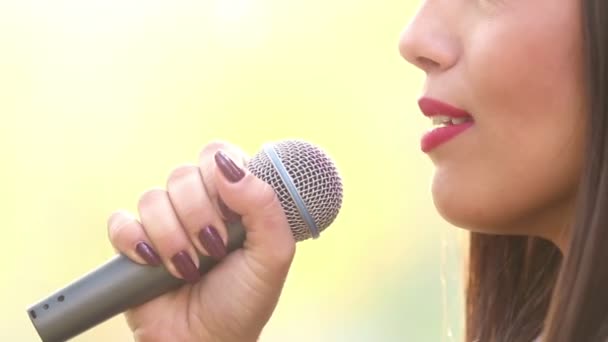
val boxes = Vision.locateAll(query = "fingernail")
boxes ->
[218,198,241,223]
[171,251,200,283]
[135,242,162,266]
[199,225,227,260]
[214,150,245,183]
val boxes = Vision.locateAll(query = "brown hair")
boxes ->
[465,0,608,341]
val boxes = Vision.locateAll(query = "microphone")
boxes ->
[26,140,343,342]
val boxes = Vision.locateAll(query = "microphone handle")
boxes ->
[27,221,247,342]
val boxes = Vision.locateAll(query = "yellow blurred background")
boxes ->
[0,0,466,341]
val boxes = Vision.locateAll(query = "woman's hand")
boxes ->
[107,141,296,342]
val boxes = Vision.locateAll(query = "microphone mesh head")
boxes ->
[247,140,343,242]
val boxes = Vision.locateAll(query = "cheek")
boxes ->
[432,9,586,233]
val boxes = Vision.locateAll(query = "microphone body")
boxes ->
[27,222,246,342]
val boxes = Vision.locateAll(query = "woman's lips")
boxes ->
[418,97,473,119]
[418,97,475,152]
[420,122,474,152]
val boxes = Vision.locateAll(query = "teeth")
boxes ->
[451,117,470,125]
[431,115,471,126]
[432,115,452,125]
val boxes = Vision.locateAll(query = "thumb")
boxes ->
[213,150,296,278]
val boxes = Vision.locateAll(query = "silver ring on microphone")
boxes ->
[263,143,320,239]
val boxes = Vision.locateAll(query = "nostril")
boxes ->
[416,56,441,70]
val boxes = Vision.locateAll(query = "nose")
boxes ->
[399,5,460,74]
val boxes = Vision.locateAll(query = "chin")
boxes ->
[430,172,529,236]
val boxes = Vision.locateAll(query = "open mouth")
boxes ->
[431,115,474,126]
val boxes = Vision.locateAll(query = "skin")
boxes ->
[398,0,587,253]
[108,0,586,340]
[108,142,296,342]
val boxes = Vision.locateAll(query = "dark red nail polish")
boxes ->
[171,251,200,283]
[135,242,162,266]
[214,150,245,183]
[218,198,241,223]
[199,225,227,260]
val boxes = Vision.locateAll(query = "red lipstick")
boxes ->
[418,97,474,153]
